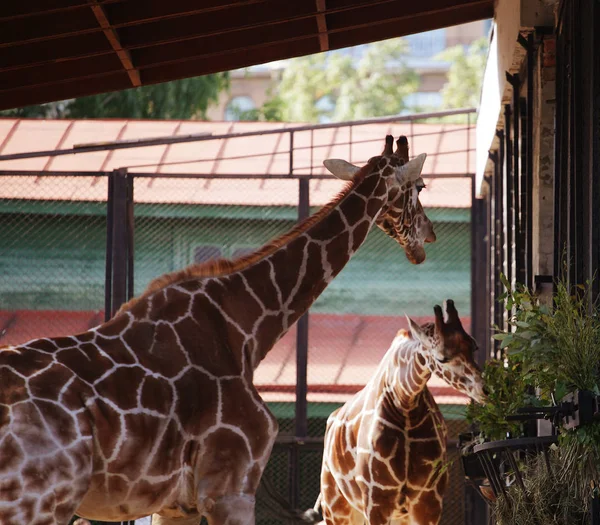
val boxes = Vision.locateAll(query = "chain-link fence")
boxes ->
[0,110,476,525]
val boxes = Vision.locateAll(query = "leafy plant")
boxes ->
[466,273,600,523]
[466,355,538,440]
[1,74,229,120]
[494,275,600,397]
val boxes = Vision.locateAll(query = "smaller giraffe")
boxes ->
[314,300,485,525]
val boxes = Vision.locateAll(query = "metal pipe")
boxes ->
[0,170,472,180]
[0,108,476,163]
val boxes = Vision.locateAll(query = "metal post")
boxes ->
[111,168,130,316]
[296,177,310,440]
[526,34,534,288]
[592,491,600,525]
[504,104,513,288]
[289,129,311,509]
[126,174,135,301]
[496,130,506,333]
[104,172,114,322]
[467,174,490,525]
[508,73,524,285]
[296,137,311,441]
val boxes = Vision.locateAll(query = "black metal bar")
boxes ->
[592,491,600,525]
[519,97,528,287]
[592,0,600,303]
[104,171,114,322]
[490,151,500,357]
[295,175,310,440]
[508,73,524,285]
[496,129,506,333]
[504,104,513,288]
[505,449,528,499]
[554,14,568,282]
[485,171,494,358]
[577,0,600,303]
[111,167,129,317]
[570,0,584,288]
[292,129,311,511]
[471,176,487,365]
[0,108,477,163]
[526,33,534,288]
[482,451,506,498]
[126,173,135,301]
[468,179,489,525]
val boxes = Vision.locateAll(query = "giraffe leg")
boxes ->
[319,467,363,525]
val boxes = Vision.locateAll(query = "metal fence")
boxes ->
[0,109,477,525]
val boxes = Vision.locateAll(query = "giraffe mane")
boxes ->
[117,158,379,315]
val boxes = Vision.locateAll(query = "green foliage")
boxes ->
[468,274,600,442]
[435,37,489,111]
[466,271,600,523]
[498,277,600,396]
[1,74,229,119]
[255,39,419,123]
[466,358,531,441]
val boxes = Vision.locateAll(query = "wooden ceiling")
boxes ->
[0,0,493,111]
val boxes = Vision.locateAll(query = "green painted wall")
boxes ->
[0,200,470,316]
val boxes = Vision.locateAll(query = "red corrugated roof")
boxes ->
[0,310,470,404]
[0,118,474,208]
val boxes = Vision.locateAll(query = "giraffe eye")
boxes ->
[416,183,426,193]
[436,356,450,364]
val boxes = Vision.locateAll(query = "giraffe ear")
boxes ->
[405,315,431,348]
[323,159,361,181]
[395,153,427,184]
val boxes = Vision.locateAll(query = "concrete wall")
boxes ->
[531,38,556,278]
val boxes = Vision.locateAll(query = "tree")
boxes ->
[249,39,419,123]
[435,37,489,110]
[1,74,229,119]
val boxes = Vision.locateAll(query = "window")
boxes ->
[405,29,446,58]
[403,92,443,111]
[224,96,257,121]
[193,245,222,264]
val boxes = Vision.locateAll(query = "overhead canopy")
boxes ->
[1,0,493,111]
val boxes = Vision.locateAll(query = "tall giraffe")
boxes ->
[315,300,485,525]
[0,136,435,525]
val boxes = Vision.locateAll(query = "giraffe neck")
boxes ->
[216,169,389,369]
[383,337,432,410]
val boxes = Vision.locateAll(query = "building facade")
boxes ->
[206,20,491,121]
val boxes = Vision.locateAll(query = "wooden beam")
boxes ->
[88,0,141,87]
[315,0,329,52]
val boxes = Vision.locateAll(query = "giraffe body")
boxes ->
[0,136,435,525]
[317,301,485,525]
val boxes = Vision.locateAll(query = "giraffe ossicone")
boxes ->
[313,300,485,525]
[0,135,434,525]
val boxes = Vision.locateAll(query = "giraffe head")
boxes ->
[406,300,486,403]
[323,135,436,264]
